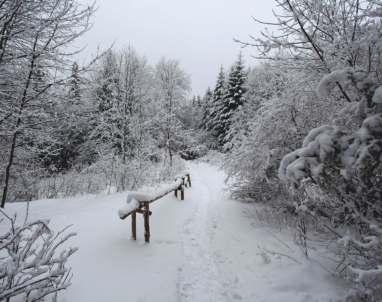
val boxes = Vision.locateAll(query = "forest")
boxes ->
[1,0,382,301]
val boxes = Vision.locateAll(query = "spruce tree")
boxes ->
[200,87,213,129]
[68,62,81,104]
[95,50,120,113]
[206,67,226,143]
[218,54,247,148]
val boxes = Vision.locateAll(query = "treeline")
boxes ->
[39,49,191,197]
[199,1,382,300]
[0,1,191,206]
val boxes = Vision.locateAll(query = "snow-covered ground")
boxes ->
[1,162,347,302]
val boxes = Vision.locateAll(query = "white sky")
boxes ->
[77,0,276,95]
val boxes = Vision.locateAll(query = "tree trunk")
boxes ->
[1,128,19,208]
[131,211,137,240]
[144,203,150,243]
[167,132,173,167]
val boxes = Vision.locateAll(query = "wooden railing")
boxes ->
[118,173,191,243]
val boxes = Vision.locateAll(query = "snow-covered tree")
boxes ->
[240,0,382,112]
[200,87,213,129]
[223,64,313,201]
[218,54,247,149]
[234,0,382,205]
[68,62,82,104]
[39,61,93,173]
[87,48,158,190]
[93,50,120,114]
[153,58,190,166]
[0,0,95,207]
[280,111,382,300]
[243,1,382,299]
[205,67,226,147]
[178,93,207,131]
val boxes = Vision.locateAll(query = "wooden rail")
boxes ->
[119,173,191,243]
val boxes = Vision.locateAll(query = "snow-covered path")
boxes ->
[1,162,346,302]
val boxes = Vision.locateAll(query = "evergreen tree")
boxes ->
[68,62,81,104]
[218,54,247,148]
[200,87,213,129]
[95,50,120,113]
[190,95,198,106]
[205,67,226,144]
[89,50,122,153]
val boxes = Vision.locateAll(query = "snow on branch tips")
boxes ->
[278,113,382,296]
[317,69,381,111]
[317,68,354,98]
[279,114,382,185]
[0,209,78,301]
[278,125,343,184]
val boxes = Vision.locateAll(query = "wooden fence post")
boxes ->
[143,202,150,243]
[187,174,191,187]
[131,211,137,240]
[180,186,184,201]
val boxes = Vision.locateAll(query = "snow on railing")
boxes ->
[118,173,191,243]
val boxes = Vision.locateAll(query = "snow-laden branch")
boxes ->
[0,210,77,301]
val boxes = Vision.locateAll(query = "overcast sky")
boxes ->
[77,0,276,95]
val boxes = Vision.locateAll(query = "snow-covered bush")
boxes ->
[224,65,338,205]
[233,1,382,298]
[0,209,77,301]
[280,95,382,299]
[35,153,185,199]
[37,168,106,199]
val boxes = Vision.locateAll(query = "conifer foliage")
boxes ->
[200,87,213,130]
[220,54,247,149]
[204,55,248,150]
[205,67,226,145]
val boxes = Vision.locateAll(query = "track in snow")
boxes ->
[177,164,229,302]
